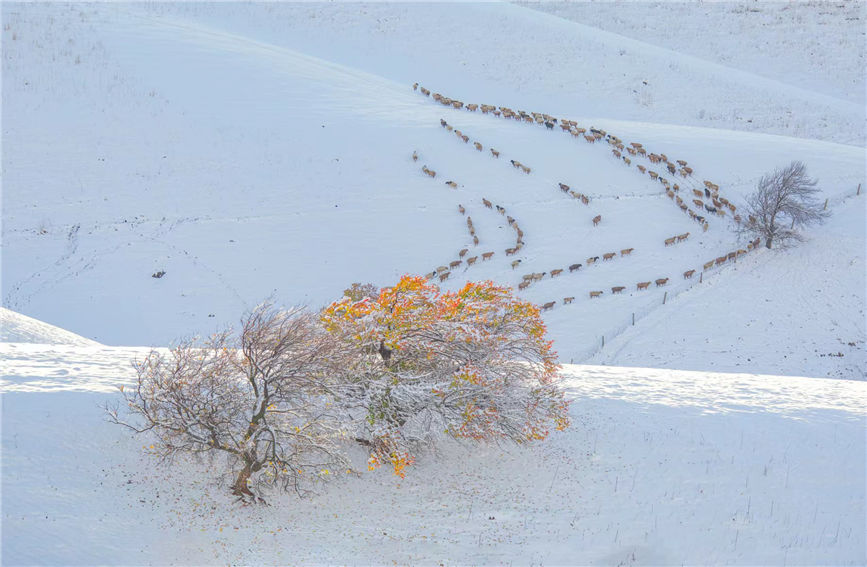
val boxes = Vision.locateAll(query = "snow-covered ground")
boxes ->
[2,340,865,565]
[2,2,864,378]
[2,3,866,564]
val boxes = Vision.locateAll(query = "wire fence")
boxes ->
[569,182,864,364]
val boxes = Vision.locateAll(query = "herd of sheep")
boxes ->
[412,84,761,310]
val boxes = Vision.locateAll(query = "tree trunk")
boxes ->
[232,464,255,499]
[765,236,773,249]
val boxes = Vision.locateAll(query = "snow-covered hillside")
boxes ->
[2,2,864,378]
[2,3,866,564]
[2,345,865,565]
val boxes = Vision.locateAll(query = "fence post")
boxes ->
[601,335,605,348]
[823,198,829,210]
[632,312,635,326]
[699,271,703,283]
[858,183,862,196]
[663,291,667,305]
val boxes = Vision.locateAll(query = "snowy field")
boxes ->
[2,1,864,378]
[2,315,865,565]
[2,2,866,564]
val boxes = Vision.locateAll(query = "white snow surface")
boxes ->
[2,3,867,564]
[2,346,865,565]
[2,2,864,379]
[0,307,100,346]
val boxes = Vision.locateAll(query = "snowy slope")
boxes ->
[2,3,864,380]
[0,307,100,346]
[2,348,865,565]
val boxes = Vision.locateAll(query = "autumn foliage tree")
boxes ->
[107,304,352,503]
[322,275,570,476]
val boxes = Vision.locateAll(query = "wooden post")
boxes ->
[699,271,703,283]
[858,183,862,196]
[601,335,605,348]
[663,291,668,305]
[632,312,635,326]
[823,198,829,210]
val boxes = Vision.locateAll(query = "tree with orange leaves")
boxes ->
[322,275,570,476]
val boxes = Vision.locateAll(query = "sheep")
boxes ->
[621,248,634,256]
[466,216,474,228]
[422,166,436,178]
[466,103,478,112]
[715,256,727,266]
[496,205,506,215]
[518,281,531,291]
[449,260,462,269]
[649,171,659,180]
[541,301,556,311]
[666,189,675,199]
[693,199,704,208]
[679,204,689,212]
[474,142,483,151]
[467,256,478,266]
[459,248,469,258]
[581,195,590,205]
[506,248,518,256]
[550,269,564,278]
[693,189,704,198]
[461,134,469,143]
[520,165,531,174]
[458,204,466,215]
[440,118,448,127]
[637,148,647,156]
[683,269,695,279]
[655,278,669,287]
[703,261,714,270]
[420,87,430,96]
[446,181,458,189]
[676,232,690,242]
[636,281,651,290]
[626,147,637,156]
[705,205,717,214]
[439,272,450,282]
[473,235,479,246]
[482,198,493,209]
[510,259,522,269]
[545,121,554,130]
[592,215,602,226]
[452,101,463,109]
[563,297,575,304]
[412,151,418,162]
[667,163,676,175]
[587,256,599,265]
[569,263,582,272]
[664,237,676,246]
[589,291,603,299]
[531,272,546,281]
[623,157,631,166]
[603,252,616,261]
[559,182,570,193]
[490,148,500,158]
[584,135,596,143]
[482,251,494,261]
[703,222,709,232]
[612,149,622,158]
[413,82,419,91]
[507,215,515,226]
[676,159,687,167]
[649,153,661,164]
[637,165,647,174]
[727,252,737,261]
[611,286,626,294]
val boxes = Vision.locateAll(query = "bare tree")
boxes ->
[107,303,352,503]
[742,161,828,249]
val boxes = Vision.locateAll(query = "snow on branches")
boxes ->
[322,275,570,476]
